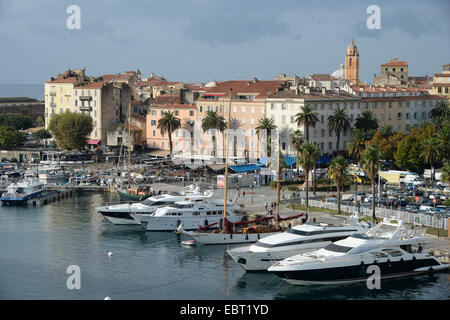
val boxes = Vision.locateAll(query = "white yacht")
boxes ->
[131,200,245,231]
[1,179,45,204]
[227,214,370,271]
[268,219,449,285]
[38,165,66,182]
[96,186,213,225]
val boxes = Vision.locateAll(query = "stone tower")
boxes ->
[345,39,359,82]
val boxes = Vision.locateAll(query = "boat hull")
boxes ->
[133,215,231,232]
[117,189,151,202]
[187,231,282,245]
[1,189,44,204]
[270,256,448,285]
[227,246,321,271]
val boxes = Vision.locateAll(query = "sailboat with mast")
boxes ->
[116,98,153,201]
[178,89,304,244]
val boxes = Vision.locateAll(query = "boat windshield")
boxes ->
[323,243,353,253]
[142,199,172,206]
[287,228,358,236]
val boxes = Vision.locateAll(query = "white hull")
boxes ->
[227,247,320,271]
[134,215,229,231]
[185,231,282,245]
[103,215,141,225]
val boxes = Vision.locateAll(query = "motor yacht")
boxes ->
[227,214,370,271]
[268,219,449,285]
[131,199,245,231]
[96,185,213,225]
[1,179,45,204]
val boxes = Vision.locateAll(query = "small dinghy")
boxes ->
[181,240,198,246]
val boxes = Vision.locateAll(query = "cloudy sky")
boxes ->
[1,0,449,84]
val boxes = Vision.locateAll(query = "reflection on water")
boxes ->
[0,192,448,300]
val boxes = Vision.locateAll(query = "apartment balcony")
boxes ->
[49,101,56,107]
[79,96,92,101]
[79,106,92,111]
[49,92,56,96]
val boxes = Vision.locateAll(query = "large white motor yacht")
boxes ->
[96,185,213,225]
[131,199,245,231]
[227,214,370,271]
[268,219,449,285]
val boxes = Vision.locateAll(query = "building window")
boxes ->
[162,142,164,149]
[320,142,324,150]
[200,106,203,112]
[398,101,402,108]
[175,111,179,116]
[388,113,391,120]
[242,107,246,113]
[397,113,402,119]
[153,130,155,136]
[189,111,194,117]
[393,68,396,72]
[151,120,156,126]
[321,129,325,137]
[328,142,332,150]
[406,113,410,119]
[321,115,324,123]
[151,110,156,116]
[75,100,78,106]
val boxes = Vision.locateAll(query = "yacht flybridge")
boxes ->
[268,219,449,285]
[227,213,370,271]
[131,199,245,231]
[96,185,213,225]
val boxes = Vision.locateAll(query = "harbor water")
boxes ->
[0,192,448,300]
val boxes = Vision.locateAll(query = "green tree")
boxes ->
[295,105,319,142]
[419,137,442,181]
[256,117,277,157]
[380,124,394,139]
[297,142,317,209]
[347,129,366,161]
[328,156,348,215]
[328,106,351,154]
[34,128,52,140]
[441,161,450,184]
[35,116,44,127]
[430,101,449,123]
[0,126,26,148]
[355,110,378,140]
[436,125,450,160]
[48,112,93,150]
[0,115,34,130]
[394,127,424,171]
[201,110,226,160]
[361,144,381,222]
[157,111,181,156]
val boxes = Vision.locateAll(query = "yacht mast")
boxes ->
[276,135,280,230]
[127,100,131,187]
[222,88,232,232]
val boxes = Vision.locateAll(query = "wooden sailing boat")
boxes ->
[178,89,304,244]
[116,99,152,202]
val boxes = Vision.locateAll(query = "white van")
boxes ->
[404,174,425,186]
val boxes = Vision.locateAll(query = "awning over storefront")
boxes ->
[229,164,261,173]
[316,155,332,165]
[87,140,101,145]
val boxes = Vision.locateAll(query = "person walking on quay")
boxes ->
[265,201,268,213]
[242,190,246,198]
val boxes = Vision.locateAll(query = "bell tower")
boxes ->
[345,39,359,82]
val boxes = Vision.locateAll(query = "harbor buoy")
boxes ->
[104,297,111,300]
[108,252,113,257]
[181,240,198,246]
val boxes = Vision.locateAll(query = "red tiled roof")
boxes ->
[45,77,78,84]
[150,95,181,105]
[382,61,408,66]
[204,80,285,99]
[433,83,450,87]
[75,81,107,89]
[434,73,450,77]
[149,104,196,109]
[362,95,446,102]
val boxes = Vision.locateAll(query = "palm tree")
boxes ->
[381,124,394,139]
[230,117,242,159]
[347,129,366,161]
[328,106,351,154]
[255,117,277,157]
[295,105,319,142]
[441,161,450,184]
[297,142,316,209]
[290,129,304,152]
[157,111,181,156]
[311,142,321,195]
[328,156,348,215]
[361,144,381,222]
[436,125,450,160]
[201,110,226,160]
[431,101,449,122]
[420,137,442,181]
[355,110,379,140]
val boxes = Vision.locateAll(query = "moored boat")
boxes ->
[268,219,449,285]
[1,180,45,204]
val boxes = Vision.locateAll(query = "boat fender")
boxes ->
[373,260,377,264]
[230,233,233,239]
[257,233,260,240]
[429,267,433,272]
[386,259,390,264]
[412,256,416,261]
[360,261,364,266]
[400,258,403,262]
[176,220,181,227]
[245,234,248,240]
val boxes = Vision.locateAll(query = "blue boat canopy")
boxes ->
[229,164,261,173]
[258,156,296,167]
